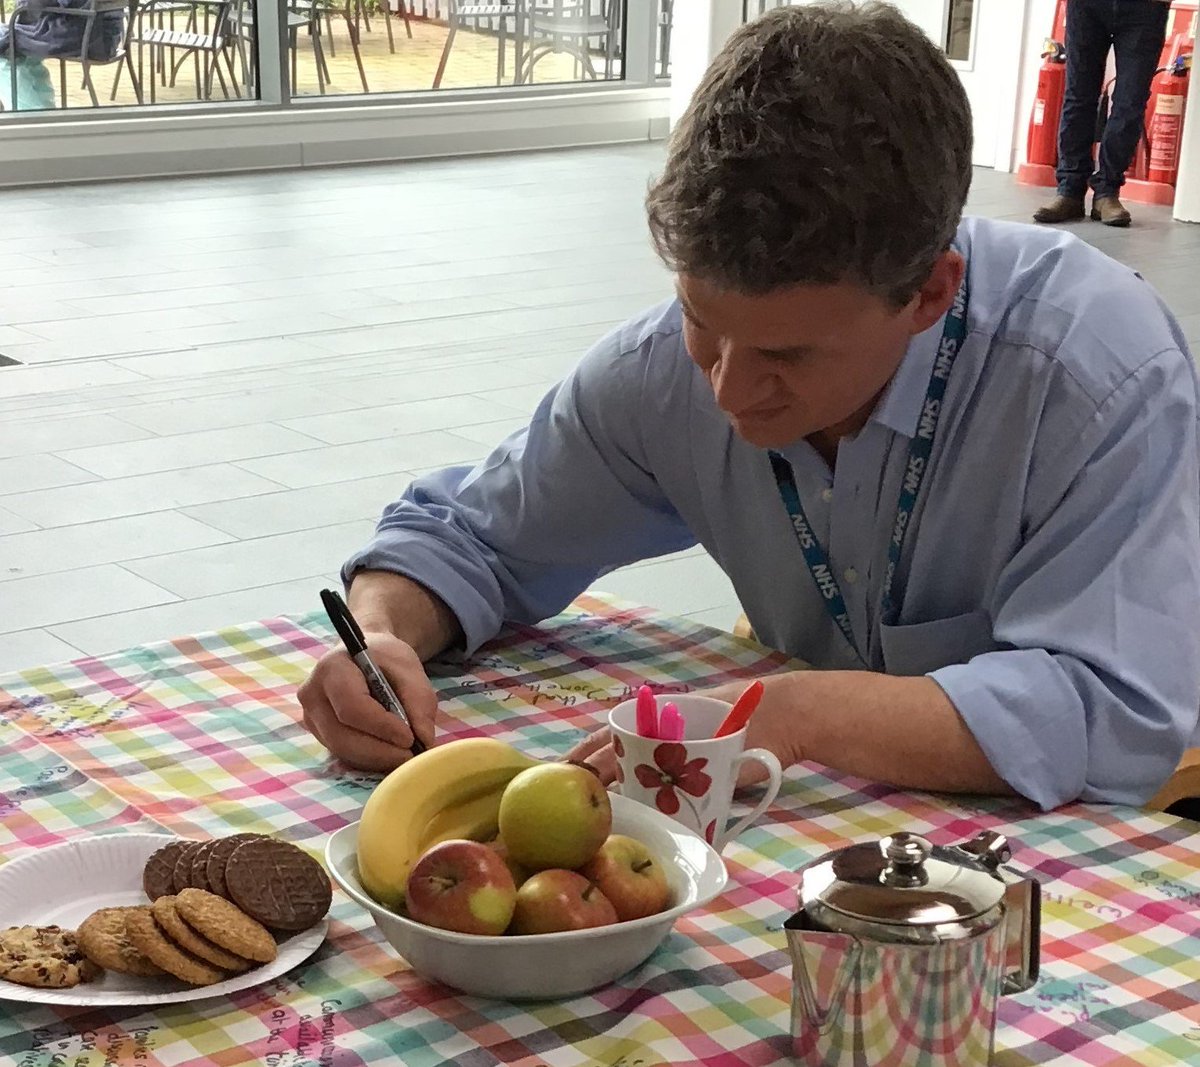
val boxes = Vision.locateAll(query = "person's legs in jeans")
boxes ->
[1093,0,1170,198]
[1056,0,1113,199]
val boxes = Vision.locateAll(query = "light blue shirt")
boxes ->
[344,217,1200,811]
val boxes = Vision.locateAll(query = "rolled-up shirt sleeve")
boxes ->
[342,327,697,655]
[931,348,1200,810]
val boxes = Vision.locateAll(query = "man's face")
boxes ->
[677,272,934,450]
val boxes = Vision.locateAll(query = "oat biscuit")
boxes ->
[77,907,163,977]
[0,925,98,989]
[172,841,207,893]
[150,896,250,972]
[125,907,226,986]
[175,888,277,964]
[225,837,332,932]
[205,833,266,899]
[143,839,195,901]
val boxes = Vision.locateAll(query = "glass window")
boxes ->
[742,0,787,23]
[945,0,974,63]
[655,0,669,78]
[1,0,260,113]
[1,0,635,114]
[290,0,628,98]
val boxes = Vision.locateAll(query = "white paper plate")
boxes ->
[0,832,328,1006]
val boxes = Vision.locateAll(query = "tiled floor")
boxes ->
[1,148,1199,673]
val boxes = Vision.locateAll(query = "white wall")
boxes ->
[668,0,745,126]
[670,0,1031,170]
[1013,0,1061,171]
[1174,42,1200,220]
[668,0,1194,188]
[894,0,950,41]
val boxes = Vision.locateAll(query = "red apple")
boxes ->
[498,763,612,871]
[405,839,517,935]
[508,869,618,934]
[578,835,673,921]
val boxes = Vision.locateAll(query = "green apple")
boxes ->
[405,839,517,935]
[489,837,532,887]
[508,869,618,934]
[578,835,672,921]
[498,762,612,871]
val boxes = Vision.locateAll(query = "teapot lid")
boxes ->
[798,832,1008,929]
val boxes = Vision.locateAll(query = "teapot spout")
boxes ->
[784,913,862,1037]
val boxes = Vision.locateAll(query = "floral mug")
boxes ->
[608,694,783,852]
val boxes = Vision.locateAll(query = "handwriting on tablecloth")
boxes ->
[0,694,136,738]
[0,765,79,819]
[1041,891,1127,921]
[1134,867,1200,907]
[441,671,693,708]
[20,1023,159,1067]
[264,999,344,1067]
[1030,979,1111,1025]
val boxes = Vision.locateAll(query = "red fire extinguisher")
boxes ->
[1027,39,1067,167]
[1146,54,1192,186]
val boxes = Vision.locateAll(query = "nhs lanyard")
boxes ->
[769,277,969,661]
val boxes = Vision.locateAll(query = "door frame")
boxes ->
[919,0,1032,171]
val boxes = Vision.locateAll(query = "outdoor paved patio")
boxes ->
[40,10,612,111]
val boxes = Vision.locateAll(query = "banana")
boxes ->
[417,786,506,854]
[356,737,539,910]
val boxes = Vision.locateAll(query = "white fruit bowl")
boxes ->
[326,792,728,1000]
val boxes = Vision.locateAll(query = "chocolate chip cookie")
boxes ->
[0,925,99,989]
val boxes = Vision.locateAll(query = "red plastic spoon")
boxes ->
[713,680,765,738]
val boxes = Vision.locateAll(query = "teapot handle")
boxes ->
[951,831,1040,994]
[1000,868,1041,994]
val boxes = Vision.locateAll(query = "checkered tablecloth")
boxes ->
[1,595,1198,1066]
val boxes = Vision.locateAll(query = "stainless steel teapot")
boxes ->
[784,831,1039,1067]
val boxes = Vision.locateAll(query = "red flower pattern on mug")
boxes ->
[705,820,717,845]
[613,734,624,759]
[634,743,712,816]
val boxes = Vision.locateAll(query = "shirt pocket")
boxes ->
[879,610,996,676]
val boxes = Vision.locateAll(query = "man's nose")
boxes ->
[709,347,772,413]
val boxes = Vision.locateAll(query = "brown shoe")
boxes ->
[1091,195,1132,227]
[1033,195,1086,224]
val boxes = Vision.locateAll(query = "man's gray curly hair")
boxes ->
[646,1,973,305]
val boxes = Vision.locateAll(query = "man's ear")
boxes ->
[908,250,966,336]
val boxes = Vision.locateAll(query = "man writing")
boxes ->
[299,2,1200,811]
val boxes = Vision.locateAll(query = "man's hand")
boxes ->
[298,632,438,771]
[564,678,803,788]
[565,669,1014,800]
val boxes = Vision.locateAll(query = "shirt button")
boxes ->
[844,567,859,584]
[821,487,834,503]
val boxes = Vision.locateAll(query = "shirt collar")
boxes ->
[869,309,948,438]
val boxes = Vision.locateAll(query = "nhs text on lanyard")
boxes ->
[769,277,969,663]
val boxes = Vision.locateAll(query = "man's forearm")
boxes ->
[346,570,464,662]
[768,670,1015,797]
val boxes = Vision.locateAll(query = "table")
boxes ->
[1,594,1198,1066]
